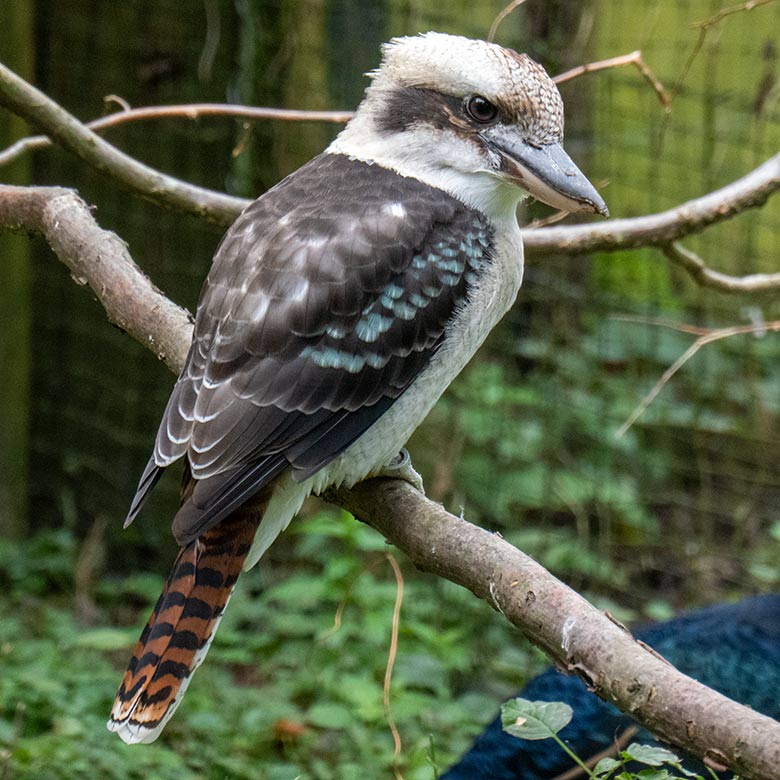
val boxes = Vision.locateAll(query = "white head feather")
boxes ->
[328,32,565,221]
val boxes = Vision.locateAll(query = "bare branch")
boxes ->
[554,50,671,111]
[673,0,780,98]
[0,185,191,372]
[331,479,780,780]
[697,0,779,28]
[0,62,249,224]
[520,153,780,255]
[0,102,353,168]
[3,183,780,780]
[616,319,780,437]
[2,63,776,270]
[611,314,717,338]
[662,241,780,292]
[488,0,530,43]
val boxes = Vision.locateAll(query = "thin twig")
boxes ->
[104,94,131,112]
[314,557,384,645]
[384,552,405,780]
[554,51,671,111]
[673,0,779,98]
[0,62,249,224]
[0,102,354,167]
[551,726,640,780]
[610,314,712,337]
[488,0,530,42]
[662,242,780,293]
[616,319,780,438]
[697,0,779,30]
[526,208,572,229]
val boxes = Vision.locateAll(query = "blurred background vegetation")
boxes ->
[1,0,779,778]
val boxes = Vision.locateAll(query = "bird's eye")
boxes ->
[465,95,498,123]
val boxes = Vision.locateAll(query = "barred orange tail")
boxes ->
[107,504,264,744]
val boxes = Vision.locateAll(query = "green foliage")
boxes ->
[500,701,725,780]
[500,698,573,740]
[427,301,780,606]
[0,518,540,780]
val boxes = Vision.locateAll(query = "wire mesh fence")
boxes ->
[9,0,780,604]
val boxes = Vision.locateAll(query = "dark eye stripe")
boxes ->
[377,86,502,134]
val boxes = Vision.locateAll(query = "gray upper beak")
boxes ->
[483,130,608,217]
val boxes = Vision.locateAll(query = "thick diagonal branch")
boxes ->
[2,183,780,780]
[331,479,780,779]
[0,186,191,371]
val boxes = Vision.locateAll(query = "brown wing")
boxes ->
[128,153,493,543]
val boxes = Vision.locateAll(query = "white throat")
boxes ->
[327,109,525,225]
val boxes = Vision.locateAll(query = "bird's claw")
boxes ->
[376,448,425,494]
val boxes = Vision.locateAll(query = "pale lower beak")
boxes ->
[483,131,608,217]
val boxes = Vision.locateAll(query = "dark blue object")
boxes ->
[443,596,780,780]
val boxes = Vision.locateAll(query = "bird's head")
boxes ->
[330,32,607,220]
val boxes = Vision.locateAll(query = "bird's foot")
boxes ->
[375,449,425,494]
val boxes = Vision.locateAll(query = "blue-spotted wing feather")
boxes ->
[129,153,493,544]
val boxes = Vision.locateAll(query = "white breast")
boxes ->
[243,141,526,568]
[243,215,524,571]
[311,215,524,492]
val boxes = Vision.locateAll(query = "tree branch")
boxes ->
[1,60,778,271]
[674,0,780,97]
[0,62,248,224]
[616,318,780,437]
[331,479,780,780]
[553,50,671,111]
[2,183,780,780]
[0,185,191,372]
[520,153,780,255]
[0,102,354,167]
[661,241,780,292]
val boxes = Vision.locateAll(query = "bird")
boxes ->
[107,31,607,744]
[442,595,780,780]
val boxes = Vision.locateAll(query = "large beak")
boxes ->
[482,129,608,217]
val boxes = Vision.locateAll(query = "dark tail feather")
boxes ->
[107,503,264,743]
[124,457,164,529]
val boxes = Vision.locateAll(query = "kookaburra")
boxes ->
[108,32,607,744]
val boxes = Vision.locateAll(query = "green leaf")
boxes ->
[623,743,682,766]
[72,627,135,650]
[500,698,573,740]
[593,756,622,776]
[306,702,355,729]
[635,770,673,780]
